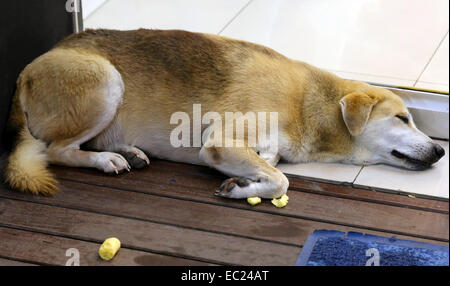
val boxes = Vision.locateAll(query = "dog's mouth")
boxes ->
[391,150,431,170]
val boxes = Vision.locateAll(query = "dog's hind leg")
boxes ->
[22,49,130,174]
[199,138,288,199]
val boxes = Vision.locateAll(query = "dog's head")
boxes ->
[340,84,445,170]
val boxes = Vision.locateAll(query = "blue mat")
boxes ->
[296,230,449,266]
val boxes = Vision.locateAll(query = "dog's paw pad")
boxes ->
[121,151,149,169]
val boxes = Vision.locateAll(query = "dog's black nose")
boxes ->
[434,144,445,160]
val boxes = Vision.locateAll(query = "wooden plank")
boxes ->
[0,257,37,266]
[287,177,449,213]
[0,226,212,266]
[51,165,449,241]
[0,197,300,266]
[0,180,446,246]
[122,160,449,213]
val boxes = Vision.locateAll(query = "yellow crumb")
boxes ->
[271,194,289,208]
[99,237,121,261]
[247,197,262,206]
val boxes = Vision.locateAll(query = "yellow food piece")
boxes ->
[98,237,121,261]
[247,196,262,206]
[271,194,289,208]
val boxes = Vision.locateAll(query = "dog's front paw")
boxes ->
[214,177,255,199]
[96,152,131,174]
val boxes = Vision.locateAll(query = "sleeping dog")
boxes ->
[5,29,445,197]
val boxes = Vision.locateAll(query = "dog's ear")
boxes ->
[339,92,379,136]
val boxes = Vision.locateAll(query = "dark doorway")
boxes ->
[0,0,77,155]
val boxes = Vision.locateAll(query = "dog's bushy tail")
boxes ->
[4,128,58,196]
[3,84,58,196]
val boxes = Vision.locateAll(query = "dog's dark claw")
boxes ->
[214,177,254,198]
[227,183,237,191]
[217,178,237,193]
[214,190,225,197]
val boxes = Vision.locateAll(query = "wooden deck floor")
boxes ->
[0,159,448,266]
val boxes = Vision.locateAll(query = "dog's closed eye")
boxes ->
[396,115,409,124]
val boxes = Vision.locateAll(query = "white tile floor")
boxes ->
[83,0,449,198]
[416,34,449,92]
[83,0,250,34]
[221,0,450,90]
[84,0,449,91]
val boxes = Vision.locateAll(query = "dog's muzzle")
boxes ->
[391,143,445,170]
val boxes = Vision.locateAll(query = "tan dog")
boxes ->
[4,29,445,198]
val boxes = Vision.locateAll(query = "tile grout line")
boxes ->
[414,30,449,87]
[352,165,365,185]
[217,0,253,35]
